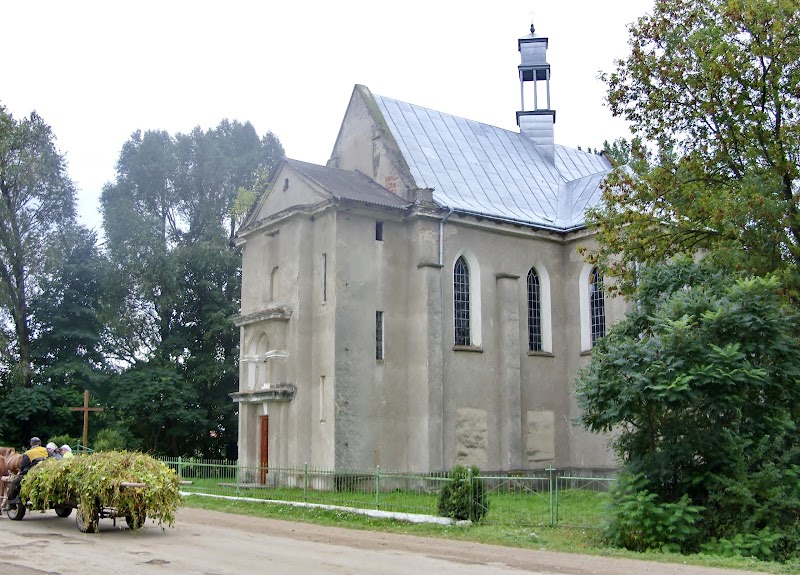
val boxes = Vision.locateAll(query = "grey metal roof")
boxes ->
[373,94,612,230]
[286,159,411,210]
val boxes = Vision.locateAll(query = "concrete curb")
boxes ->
[180,491,471,526]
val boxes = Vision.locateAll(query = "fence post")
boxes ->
[375,466,381,509]
[546,465,555,527]
[303,462,308,502]
[235,457,241,496]
[177,456,183,479]
[468,466,474,522]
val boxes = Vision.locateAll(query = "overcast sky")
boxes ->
[3,1,652,230]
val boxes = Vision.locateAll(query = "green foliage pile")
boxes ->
[437,465,488,522]
[20,451,182,528]
[577,259,800,560]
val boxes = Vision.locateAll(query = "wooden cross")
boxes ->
[69,390,104,451]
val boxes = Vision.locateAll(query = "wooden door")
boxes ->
[259,415,269,484]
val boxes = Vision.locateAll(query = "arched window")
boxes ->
[527,268,542,351]
[589,267,606,346]
[454,256,470,346]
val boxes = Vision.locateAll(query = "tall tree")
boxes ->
[0,105,77,387]
[101,130,178,360]
[101,120,283,456]
[29,226,108,388]
[588,0,800,296]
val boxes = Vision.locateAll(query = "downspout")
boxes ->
[439,206,454,471]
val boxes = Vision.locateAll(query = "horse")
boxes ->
[0,447,22,512]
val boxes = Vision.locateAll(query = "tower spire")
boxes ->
[516,21,556,162]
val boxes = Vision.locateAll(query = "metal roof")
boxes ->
[286,159,411,210]
[373,94,612,230]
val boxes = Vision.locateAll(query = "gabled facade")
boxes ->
[232,25,624,477]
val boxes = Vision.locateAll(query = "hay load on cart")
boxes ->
[7,451,181,532]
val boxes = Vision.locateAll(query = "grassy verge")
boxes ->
[180,495,800,574]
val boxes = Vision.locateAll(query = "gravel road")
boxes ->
[0,507,767,575]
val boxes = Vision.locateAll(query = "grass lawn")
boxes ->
[180,494,800,575]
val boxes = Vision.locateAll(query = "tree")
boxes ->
[29,226,108,389]
[0,385,84,448]
[588,0,800,297]
[167,239,241,458]
[100,120,283,456]
[576,259,800,558]
[0,105,77,387]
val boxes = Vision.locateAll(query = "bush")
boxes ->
[437,465,488,522]
[604,472,703,553]
[699,439,800,562]
[701,530,784,562]
[93,427,140,452]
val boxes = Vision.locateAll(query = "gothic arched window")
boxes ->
[590,267,606,346]
[527,268,542,351]
[454,256,471,346]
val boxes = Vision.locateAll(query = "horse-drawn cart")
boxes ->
[1,451,181,533]
[2,477,149,532]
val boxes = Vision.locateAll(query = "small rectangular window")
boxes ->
[375,222,383,241]
[322,253,327,303]
[376,311,384,360]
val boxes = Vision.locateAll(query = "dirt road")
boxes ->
[0,507,766,575]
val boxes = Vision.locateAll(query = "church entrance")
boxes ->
[259,415,269,484]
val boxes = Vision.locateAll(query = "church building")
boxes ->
[231,25,624,477]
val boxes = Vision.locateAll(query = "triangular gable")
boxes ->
[241,160,332,232]
[328,85,419,201]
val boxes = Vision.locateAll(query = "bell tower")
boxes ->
[516,22,556,162]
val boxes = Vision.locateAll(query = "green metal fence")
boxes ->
[160,457,614,528]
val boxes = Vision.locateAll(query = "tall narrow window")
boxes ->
[269,266,279,302]
[527,268,542,351]
[375,221,383,241]
[454,256,471,346]
[319,375,326,423]
[590,267,606,346]
[375,311,384,360]
[321,253,327,303]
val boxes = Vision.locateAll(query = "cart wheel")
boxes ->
[55,505,73,518]
[125,508,147,530]
[76,505,99,533]
[6,502,25,521]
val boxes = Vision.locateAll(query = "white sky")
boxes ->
[2,1,651,231]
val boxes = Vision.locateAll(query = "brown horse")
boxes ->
[0,447,22,512]
[0,447,21,473]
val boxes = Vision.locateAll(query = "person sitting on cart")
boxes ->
[4,437,50,509]
[46,442,63,460]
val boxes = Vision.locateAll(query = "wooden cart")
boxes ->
[2,476,148,532]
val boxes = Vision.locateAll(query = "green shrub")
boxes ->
[437,465,488,522]
[701,530,784,561]
[604,472,703,553]
[93,427,140,452]
[700,443,800,563]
